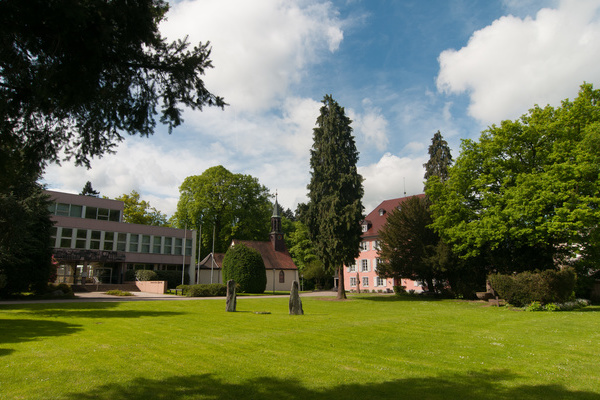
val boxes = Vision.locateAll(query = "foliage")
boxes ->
[222,244,267,293]
[135,269,158,281]
[116,190,169,226]
[488,268,576,307]
[378,196,443,293]
[177,283,228,297]
[154,270,185,289]
[174,166,271,255]
[304,95,364,299]
[427,84,600,275]
[0,0,224,170]
[0,157,54,297]
[285,220,319,272]
[80,181,100,197]
[106,290,134,296]
[423,130,453,184]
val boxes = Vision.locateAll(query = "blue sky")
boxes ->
[43,0,600,216]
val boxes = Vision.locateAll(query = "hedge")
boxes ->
[488,268,576,307]
[176,283,228,297]
[222,244,267,293]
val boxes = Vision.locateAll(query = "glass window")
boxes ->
[361,259,369,272]
[174,238,182,255]
[109,209,120,222]
[104,232,114,251]
[164,237,172,254]
[117,233,127,251]
[56,203,70,216]
[185,239,192,256]
[85,207,97,219]
[48,203,57,214]
[75,229,87,249]
[141,235,151,253]
[97,208,109,220]
[90,230,101,249]
[359,241,369,251]
[362,277,369,287]
[350,277,357,287]
[129,234,139,252]
[69,205,82,218]
[153,237,162,254]
[279,270,285,283]
[60,228,73,248]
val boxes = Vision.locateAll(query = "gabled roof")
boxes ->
[198,252,225,269]
[361,194,426,239]
[231,239,298,270]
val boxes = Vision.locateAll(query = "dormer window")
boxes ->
[362,224,368,232]
[379,208,386,216]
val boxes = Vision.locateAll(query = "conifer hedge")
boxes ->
[222,244,267,293]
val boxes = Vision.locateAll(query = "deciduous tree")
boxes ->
[304,95,364,300]
[116,190,169,226]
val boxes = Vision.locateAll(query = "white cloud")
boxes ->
[161,0,344,112]
[437,0,600,124]
[359,153,427,213]
[350,100,390,151]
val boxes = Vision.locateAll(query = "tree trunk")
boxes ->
[427,277,435,293]
[337,265,347,299]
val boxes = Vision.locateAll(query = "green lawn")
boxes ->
[1,295,599,400]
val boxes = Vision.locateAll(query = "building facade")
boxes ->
[47,190,197,285]
[344,195,425,293]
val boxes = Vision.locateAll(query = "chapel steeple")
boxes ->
[270,192,285,252]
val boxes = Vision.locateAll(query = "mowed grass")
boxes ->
[0,295,599,400]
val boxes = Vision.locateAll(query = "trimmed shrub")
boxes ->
[136,269,158,281]
[184,283,227,297]
[125,269,136,281]
[154,270,188,289]
[488,268,576,307]
[222,244,267,293]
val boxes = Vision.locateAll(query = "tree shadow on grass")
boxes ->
[356,294,441,302]
[63,370,600,400]
[0,319,82,346]
[0,302,186,319]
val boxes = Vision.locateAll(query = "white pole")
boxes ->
[181,223,187,286]
[196,224,202,284]
[210,224,215,284]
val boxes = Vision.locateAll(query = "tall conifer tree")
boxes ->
[423,131,453,185]
[305,95,364,300]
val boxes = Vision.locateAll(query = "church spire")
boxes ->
[270,191,284,251]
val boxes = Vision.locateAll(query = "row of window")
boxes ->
[359,240,380,252]
[348,258,380,273]
[51,227,192,255]
[349,276,387,287]
[49,202,121,222]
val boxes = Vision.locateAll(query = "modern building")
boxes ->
[47,190,197,285]
[344,195,426,293]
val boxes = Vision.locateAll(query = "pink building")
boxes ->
[344,195,426,293]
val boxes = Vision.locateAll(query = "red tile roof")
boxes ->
[362,194,426,239]
[231,239,298,270]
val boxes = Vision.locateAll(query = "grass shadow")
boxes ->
[63,370,600,400]
[0,319,82,346]
[0,302,187,319]
[355,294,442,302]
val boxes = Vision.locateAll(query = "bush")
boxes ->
[488,268,576,307]
[222,244,267,293]
[393,285,406,295]
[125,269,136,281]
[182,283,228,297]
[136,269,158,281]
[106,289,133,296]
[154,270,188,289]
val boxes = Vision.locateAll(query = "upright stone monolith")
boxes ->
[226,279,237,312]
[289,280,304,315]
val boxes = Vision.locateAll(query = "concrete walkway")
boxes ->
[0,290,339,305]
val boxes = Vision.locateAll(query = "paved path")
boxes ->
[0,290,339,305]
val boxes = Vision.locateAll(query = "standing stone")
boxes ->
[226,279,237,312]
[289,280,304,315]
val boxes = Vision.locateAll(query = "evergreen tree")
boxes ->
[304,95,364,300]
[423,131,453,185]
[222,244,267,294]
[80,181,100,197]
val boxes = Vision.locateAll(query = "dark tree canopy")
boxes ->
[222,244,267,294]
[304,95,364,299]
[80,181,100,197]
[423,130,453,185]
[0,0,225,169]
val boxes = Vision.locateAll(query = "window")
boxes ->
[76,229,87,249]
[361,259,369,272]
[362,277,369,287]
[359,241,369,251]
[348,262,356,273]
[60,228,73,248]
[97,208,110,221]
[69,205,82,218]
[376,277,386,287]
[164,237,172,254]
[141,235,151,253]
[374,258,380,272]
[279,270,285,283]
[117,233,127,251]
[362,224,368,232]
[378,208,386,216]
[129,234,139,252]
[109,209,120,222]
[374,241,381,251]
[56,203,70,216]
[185,239,192,256]
[104,232,114,251]
[90,230,101,250]
[85,206,97,219]
[153,237,162,253]
[350,277,357,287]
[174,238,183,255]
